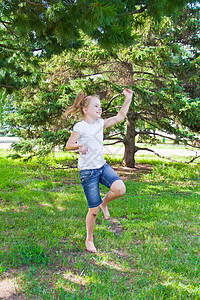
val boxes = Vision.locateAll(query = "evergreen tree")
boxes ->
[7,6,200,166]
[0,0,197,90]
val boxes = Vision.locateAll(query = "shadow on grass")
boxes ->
[0,153,200,299]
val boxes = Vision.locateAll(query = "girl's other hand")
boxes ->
[123,88,133,100]
[79,145,88,155]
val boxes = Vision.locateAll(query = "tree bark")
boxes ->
[122,113,137,168]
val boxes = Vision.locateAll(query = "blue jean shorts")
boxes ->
[79,163,122,208]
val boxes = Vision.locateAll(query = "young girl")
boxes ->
[66,89,133,253]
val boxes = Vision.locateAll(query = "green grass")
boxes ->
[0,149,200,299]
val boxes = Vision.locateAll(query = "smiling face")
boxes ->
[83,96,102,122]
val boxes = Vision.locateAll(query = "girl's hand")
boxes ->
[123,88,133,100]
[79,145,88,155]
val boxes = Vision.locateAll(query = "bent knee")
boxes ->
[111,180,126,196]
[118,182,126,196]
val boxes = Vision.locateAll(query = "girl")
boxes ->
[66,89,133,252]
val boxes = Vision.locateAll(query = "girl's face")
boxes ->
[84,97,102,120]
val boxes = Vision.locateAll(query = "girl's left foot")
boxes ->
[100,204,110,220]
[85,240,97,253]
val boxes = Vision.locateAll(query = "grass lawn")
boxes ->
[0,150,199,299]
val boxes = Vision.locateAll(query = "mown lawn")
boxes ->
[0,150,199,299]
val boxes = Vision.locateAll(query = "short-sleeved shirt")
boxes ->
[73,119,106,170]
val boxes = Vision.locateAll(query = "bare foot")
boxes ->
[100,204,110,220]
[85,240,97,253]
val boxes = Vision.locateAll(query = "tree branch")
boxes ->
[104,140,124,145]
[0,43,21,51]
[186,155,200,164]
[106,132,125,138]
[0,20,12,25]
[139,131,175,140]
[136,146,200,164]
[73,70,116,78]
[102,106,122,114]
[131,71,167,80]
[0,19,20,41]
[104,94,121,111]
[24,0,45,7]
[0,83,17,89]
[138,131,200,149]
[120,5,148,17]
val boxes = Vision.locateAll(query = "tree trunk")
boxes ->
[122,113,137,168]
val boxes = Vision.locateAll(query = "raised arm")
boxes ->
[104,89,133,129]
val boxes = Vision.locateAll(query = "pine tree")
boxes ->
[0,0,197,90]
[7,6,200,166]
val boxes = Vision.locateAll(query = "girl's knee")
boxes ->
[118,181,126,196]
[111,180,126,196]
[89,206,99,217]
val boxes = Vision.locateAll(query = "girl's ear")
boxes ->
[82,107,87,115]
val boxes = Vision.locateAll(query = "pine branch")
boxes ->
[131,71,167,80]
[0,20,12,25]
[106,132,125,138]
[119,5,148,17]
[134,78,156,83]
[0,19,20,41]
[139,131,175,140]
[104,94,121,111]
[73,70,116,78]
[116,59,168,80]
[0,43,20,51]
[186,155,200,164]
[142,114,175,124]
[0,83,17,89]
[102,106,122,114]
[24,0,45,7]
[104,139,124,145]
[136,146,200,164]
[0,43,41,52]
[138,130,200,149]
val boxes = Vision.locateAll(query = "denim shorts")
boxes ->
[79,163,122,208]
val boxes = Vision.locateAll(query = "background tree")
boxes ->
[7,5,200,167]
[0,0,197,91]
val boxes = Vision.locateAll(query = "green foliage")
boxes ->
[0,0,197,91]
[1,4,199,163]
[6,7,200,160]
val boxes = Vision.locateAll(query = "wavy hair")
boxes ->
[65,93,99,117]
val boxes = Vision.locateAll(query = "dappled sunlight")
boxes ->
[0,278,17,298]
[0,151,199,298]
[93,252,128,272]
[161,270,200,296]
[56,205,66,211]
[0,205,30,213]
[40,202,53,208]
[154,202,174,213]
[62,270,91,286]
[39,202,66,213]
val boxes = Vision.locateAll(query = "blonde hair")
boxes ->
[65,93,99,117]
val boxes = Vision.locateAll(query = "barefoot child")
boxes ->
[66,89,133,252]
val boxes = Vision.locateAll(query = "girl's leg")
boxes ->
[85,206,100,252]
[100,180,126,219]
